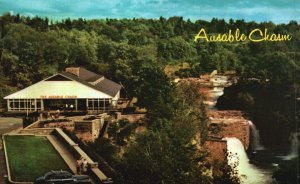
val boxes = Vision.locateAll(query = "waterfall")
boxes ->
[248,121,265,150]
[224,137,269,184]
[283,132,299,160]
[205,87,224,109]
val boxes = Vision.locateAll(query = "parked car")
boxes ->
[34,170,91,184]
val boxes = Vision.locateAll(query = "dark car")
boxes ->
[35,170,91,184]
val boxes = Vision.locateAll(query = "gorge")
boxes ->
[187,74,277,183]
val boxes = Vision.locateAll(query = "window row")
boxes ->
[87,99,111,110]
[8,99,42,111]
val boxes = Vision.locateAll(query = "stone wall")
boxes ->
[204,139,227,174]
[52,128,112,183]
[74,119,102,141]
[208,110,250,150]
[19,128,54,135]
[220,121,250,150]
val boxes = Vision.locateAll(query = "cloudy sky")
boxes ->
[0,0,299,23]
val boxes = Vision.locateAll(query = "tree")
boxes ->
[121,126,212,184]
[135,65,172,109]
[172,80,209,144]
[120,79,213,184]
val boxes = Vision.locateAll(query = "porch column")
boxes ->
[92,99,94,110]
[41,100,44,111]
[34,99,37,111]
[75,99,78,111]
[104,99,106,111]
[7,99,10,111]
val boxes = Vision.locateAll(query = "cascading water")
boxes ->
[212,87,224,96]
[204,75,274,183]
[224,137,271,184]
[248,121,265,150]
[204,87,224,109]
[283,132,299,160]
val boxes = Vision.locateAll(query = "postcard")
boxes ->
[0,0,298,184]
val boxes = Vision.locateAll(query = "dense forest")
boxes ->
[0,13,299,183]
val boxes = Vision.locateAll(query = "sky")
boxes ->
[0,0,299,23]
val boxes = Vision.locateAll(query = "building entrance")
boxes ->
[43,99,87,111]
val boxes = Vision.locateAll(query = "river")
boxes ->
[197,75,298,184]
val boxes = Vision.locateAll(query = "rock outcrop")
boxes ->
[182,75,251,171]
[208,110,250,150]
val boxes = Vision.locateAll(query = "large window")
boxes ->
[87,98,111,111]
[8,99,42,111]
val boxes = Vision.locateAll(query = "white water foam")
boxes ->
[224,137,270,184]
[282,132,299,160]
[248,121,265,150]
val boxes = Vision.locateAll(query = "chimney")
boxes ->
[65,67,80,77]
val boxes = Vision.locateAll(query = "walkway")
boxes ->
[47,135,77,173]
[47,134,97,184]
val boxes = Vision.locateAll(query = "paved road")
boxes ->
[0,117,23,184]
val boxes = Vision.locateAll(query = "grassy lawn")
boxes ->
[4,135,70,182]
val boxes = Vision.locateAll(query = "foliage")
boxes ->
[135,65,172,109]
[121,129,212,184]
[119,80,212,184]
[0,13,298,99]
[107,119,138,146]
[92,137,118,164]
[0,13,299,183]
[214,152,241,184]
